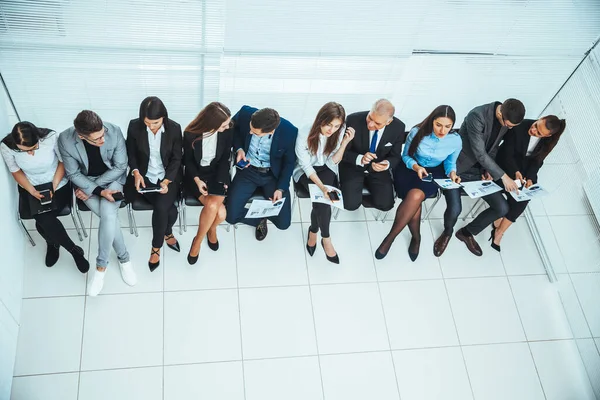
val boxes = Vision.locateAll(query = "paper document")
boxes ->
[508,184,548,202]
[245,197,286,218]
[434,179,462,190]
[460,180,503,199]
[308,184,345,209]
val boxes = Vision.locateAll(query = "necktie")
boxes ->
[369,130,379,153]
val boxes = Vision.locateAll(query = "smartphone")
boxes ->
[138,185,162,194]
[112,192,125,201]
[208,182,228,196]
[421,173,433,182]
[235,159,250,170]
[39,189,52,205]
[328,190,340,202]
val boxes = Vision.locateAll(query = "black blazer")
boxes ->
[231,105,298,192]
[183,129,233,185]
[340,111,406,174]
[126,118,183,183]
[496,119,545,183]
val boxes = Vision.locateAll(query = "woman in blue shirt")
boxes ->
[375,105,462,261]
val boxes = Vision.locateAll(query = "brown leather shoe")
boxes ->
[455,228,483,256]
[433,233,451,257]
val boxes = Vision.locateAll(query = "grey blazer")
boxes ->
[456,102,508,180]
[58,122,128,196]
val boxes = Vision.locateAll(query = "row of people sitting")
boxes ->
[1,97,565,296]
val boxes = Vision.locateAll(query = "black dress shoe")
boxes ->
[455,227,483,256]
[306,227,316,256]
[255,219,268,241]
[207,239,219,251]
[148,248,160,272]
[69,245,90,273]
[45,243,60,267]
[187,236,199,265]
[321,239,339,264]
[165,234,181,252]
[408,237,420,262]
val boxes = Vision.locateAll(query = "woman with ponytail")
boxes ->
[490,115,566,250]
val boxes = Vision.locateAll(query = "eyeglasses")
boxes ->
[80,126,106,144]
[15,142,40,153]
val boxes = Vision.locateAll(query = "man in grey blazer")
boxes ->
[433,99,525,257]
[58,110,136,296]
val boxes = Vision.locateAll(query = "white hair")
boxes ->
[371,99,395,120]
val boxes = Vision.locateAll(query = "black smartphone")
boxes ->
[112,192,125,201]
[235,159,250,170]
[208,182,228,196]
[328,190,340,201]
[39,189,52,205]
[482,181,492,187]
[421,173,433,182]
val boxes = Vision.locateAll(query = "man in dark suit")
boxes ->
[433,99,526,257]
[339,99,406,212]
[226,106,298,240]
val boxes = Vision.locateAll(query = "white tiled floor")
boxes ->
[10,206,599,400]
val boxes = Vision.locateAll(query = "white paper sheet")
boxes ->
[308,184,345,209]
[508,184,548,202]
[245,197,287,218]
[434,178,462,190]
[460,180,503,199]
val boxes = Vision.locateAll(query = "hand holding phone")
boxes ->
[235,159,250,170]
[421,173,433,182]
[328,190,340,202]
[39,189,52,205]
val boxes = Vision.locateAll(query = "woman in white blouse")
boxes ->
[183,102,233,264]
[294,102,354,263]
[1,122,89,272]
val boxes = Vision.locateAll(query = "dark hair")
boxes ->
[408,105,456,157]
[501,98,526,125]
[74,110,103,136]
[251,108,280,133]
[2,121,52,150]
[531,115,566,162]
[139,96,168,121]
[307,102,346,156]
[185,102,232,148]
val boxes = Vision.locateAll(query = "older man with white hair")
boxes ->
[339,99,406,212]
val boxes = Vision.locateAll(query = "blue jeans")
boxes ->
[225,168,292,229]
[83,180,130,268]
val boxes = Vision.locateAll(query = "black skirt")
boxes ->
[393,164,446,199]
[184,165,218,199]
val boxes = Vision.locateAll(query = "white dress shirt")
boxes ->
[0,132,68,189]
[293,126,345,182]
[526,136,541,156]
[355,126,389,169]
[200,132,218,166]
[146,125,165,183]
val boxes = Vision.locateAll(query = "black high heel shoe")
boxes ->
[489,226,501,252]
[306,228,316,256]
[187,236,199,265]
[149,248,160,272]
[165,234,181,252]
[321,239,339,264]
[408,237,420,262]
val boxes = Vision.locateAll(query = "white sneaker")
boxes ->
[89,269,106,296]
[119,261,137,286]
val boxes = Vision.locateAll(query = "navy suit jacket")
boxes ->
[232,105,298,192]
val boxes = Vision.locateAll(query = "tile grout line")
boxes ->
[364,219,403,400]
[162,242,166,400]
[428,220,476,400]
[233,228,247,400]
[300,221,327,400]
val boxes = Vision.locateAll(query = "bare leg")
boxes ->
[190,195,224,257]
[493,218,513,246]
[207,203,227,243]
[376,189,425,256]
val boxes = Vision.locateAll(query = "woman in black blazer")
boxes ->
[183,102,233,264]
[125,96,183,271]
[490,115,566,250]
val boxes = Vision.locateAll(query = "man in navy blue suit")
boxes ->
[226,106,298,240]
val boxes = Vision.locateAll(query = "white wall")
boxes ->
[0,84,25,400]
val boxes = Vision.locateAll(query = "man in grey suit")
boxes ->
[58,110,136,296]
[433,99,525,257]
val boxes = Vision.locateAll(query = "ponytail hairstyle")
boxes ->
[185,102,232,148]
[2,121,52,151]
[531,115,566,162]
[307,102,346,156]
[408,105,456,157]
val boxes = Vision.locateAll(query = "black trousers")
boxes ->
[19,184,77,251]
[298,166,337,238]
[441,188,463,235]
[464,188,509,235]
[125,176,179,248]
[340,167,394,211]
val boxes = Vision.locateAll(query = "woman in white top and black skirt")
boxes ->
[1,122,89,272]
[294,102,355,263]
[183,102,233,264]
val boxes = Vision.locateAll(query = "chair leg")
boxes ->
[75,206,88,238]
[422,193,441,222]
[182,202,187,233]
[380,210,390,223]
[332,207,341,220]
[71,211,84,242]
[126,204,134,235]
[19,217,36,246]
[128,205,139,237]
[225,223,231,233]
[176,202,183,235]
[463,198,483,221]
